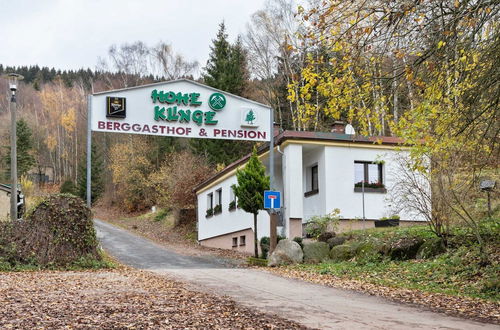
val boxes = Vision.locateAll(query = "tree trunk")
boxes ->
[254,213,258,258]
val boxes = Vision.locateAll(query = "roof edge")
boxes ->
[193,131,405,193]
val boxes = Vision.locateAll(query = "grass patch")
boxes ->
[247,257,268,267]
[290,216,499,302]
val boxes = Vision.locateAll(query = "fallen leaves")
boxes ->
[264,267,500,324]
[0,269,305,329]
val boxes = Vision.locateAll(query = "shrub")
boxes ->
[60,180,77,195]
[327,236,346,249]
[154,208,170,222]
[14,194,100,266]
[260,235,286,259]
[292,236,304,250]
[318,232,335,242]
[388,237,424,260]
[305,209,340,239]
[303,242,330,263]
[416,238,446,259]
[329,244,355,261]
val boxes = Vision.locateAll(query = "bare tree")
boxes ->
[151,42,198,80]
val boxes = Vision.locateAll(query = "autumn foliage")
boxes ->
[152,150,215,211]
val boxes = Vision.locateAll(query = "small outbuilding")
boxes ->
[0,184,24,220]
[194,125,428,254]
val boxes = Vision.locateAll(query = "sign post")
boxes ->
[86,79,273,210]
[264,190,281,253]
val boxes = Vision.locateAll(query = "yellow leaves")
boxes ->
[46,135,57,152]
[437,41,446,49]
[61,107,76,133]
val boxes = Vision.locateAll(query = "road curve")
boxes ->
[95,219,498,330]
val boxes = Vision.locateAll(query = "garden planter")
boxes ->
[375,219,399,227]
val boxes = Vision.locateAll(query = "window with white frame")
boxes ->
[207,193,213,210]
[305,164,319,197]
[216,188,222,206]
[229,187,237,210]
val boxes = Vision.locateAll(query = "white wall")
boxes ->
[302,147,325,221]
[283,143,303,237]
[198,142,427,243]
[323,146,426,221]
[197,159,284,241]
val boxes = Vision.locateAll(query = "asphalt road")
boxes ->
[95,219,499,330]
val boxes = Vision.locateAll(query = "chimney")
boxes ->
[273,122,282,137]
[331,121,346,134]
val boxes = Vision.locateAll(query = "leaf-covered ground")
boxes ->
[264,266,499,324]
[0,269,304,329]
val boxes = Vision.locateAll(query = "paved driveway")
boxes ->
[95,219,498,330]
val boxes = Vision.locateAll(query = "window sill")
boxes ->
[239,244,246,247]
[354,187,387,193]
[304,189,319,197]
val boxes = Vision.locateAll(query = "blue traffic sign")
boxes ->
[264,190,281,209]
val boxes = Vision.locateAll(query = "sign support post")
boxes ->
[268,107,278,253]
[86,95,92,208]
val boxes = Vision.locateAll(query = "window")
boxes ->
[232,237,238,247]
[216,188,222,206]
[207,193,213,210]
[239,235,246,246]
[354,161,384,189]
[213,188,223,214]
[229,187,237,210]
[311,165,318,191]
[305,164,319,197]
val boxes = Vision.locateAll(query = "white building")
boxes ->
[194,125,426,254]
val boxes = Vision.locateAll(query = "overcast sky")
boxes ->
[0,0,265,76]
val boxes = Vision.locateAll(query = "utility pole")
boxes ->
[3,73,24,221]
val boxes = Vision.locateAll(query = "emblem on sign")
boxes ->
[241,108,258,127]
[208,93,226,110]
[106,97,126,119]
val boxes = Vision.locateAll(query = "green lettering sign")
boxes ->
[192,110,204,125]
[154,106,166,120]
[204,111,218,125]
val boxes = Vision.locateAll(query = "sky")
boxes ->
[0,0,266,75]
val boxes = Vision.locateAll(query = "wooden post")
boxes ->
[270,213,278,253]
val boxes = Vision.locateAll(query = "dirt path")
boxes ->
[95,219,499,330]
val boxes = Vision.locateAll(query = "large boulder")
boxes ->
[268,239,303,266]
[329,244,355,261]
[416,238,446,259]
[388,237,424,260]
[327,236,347,249]
[303,242,330,264]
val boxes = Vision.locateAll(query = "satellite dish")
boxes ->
[345,124,356,135]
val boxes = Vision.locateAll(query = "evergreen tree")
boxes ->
[5,119,35,178]
[192,22,253,166]
[232,147,270,257]
[77,143,104,205]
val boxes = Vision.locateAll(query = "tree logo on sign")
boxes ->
[208,93,226,110]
